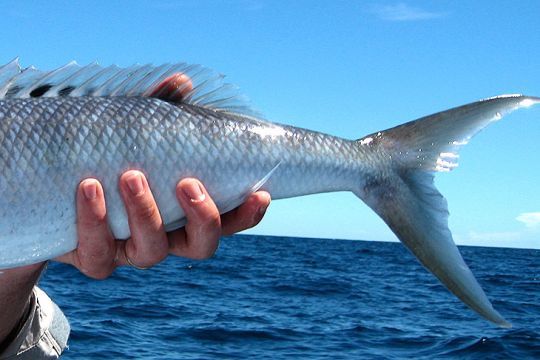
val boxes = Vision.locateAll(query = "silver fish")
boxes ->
[0,59,538,327]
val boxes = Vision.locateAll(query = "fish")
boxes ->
[0,59,538,327]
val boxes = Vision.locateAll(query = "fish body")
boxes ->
[0,59,538,327]
[0,96,358,263]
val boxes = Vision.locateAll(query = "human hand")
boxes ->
[54,71,270,278]
[54,172,270,279]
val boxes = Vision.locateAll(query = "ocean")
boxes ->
[40,235,540,359]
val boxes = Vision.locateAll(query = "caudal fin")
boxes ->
[355,94,540,327]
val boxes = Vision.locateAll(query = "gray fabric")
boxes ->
[0,287,70,359]
[47,300,69,355]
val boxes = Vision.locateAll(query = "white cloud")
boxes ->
[371,3,446,22]
[516,212,540,229]
[451,212,540,249]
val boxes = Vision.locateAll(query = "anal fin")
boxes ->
[214,161,281,214]
[164,162,280,232]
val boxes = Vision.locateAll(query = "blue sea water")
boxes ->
[40,235,540,359]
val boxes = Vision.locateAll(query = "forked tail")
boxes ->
[355,94,540,327]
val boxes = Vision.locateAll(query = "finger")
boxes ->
[221,191,271,236]
[150,73,193,102]
[167,178,221,260]
[55,179,116,279]
[118,171,169,268]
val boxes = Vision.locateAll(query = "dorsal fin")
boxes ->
[0,59,261,118]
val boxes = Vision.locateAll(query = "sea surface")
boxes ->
[41,235,540,359]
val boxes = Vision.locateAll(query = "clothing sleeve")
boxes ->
[0,287,70,359]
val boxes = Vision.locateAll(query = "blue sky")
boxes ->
[1,1,539,249]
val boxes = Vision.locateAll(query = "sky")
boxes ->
[0,1,539,249]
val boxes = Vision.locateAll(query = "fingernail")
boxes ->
[183,181,206,203]
[82,180,97,200]
[127,172,145,196]
[259,204,268,216]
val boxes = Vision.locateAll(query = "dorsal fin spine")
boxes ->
[70,65,118,96]
[110,64,153,96]
[201,95,239,108]
[20,61,78,97]
[182,71,221,104]
[191,83,235,105]
[45,62,100,96]
[0,59,22,97]
[93,65,137,96]
[127,63,172,96]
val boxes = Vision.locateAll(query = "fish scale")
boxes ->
[0,60,538,327]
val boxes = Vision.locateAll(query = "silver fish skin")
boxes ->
[0,60,538,328]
